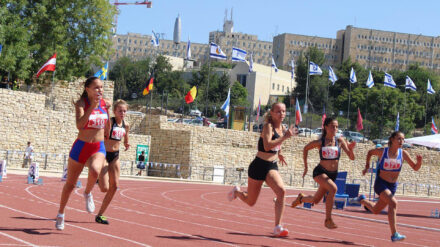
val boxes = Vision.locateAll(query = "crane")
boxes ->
[111,1,153,34]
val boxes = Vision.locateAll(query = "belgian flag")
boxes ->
[185,86,197,104]
[143,75,154,95]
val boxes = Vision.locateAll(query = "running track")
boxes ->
[0,174,439,247]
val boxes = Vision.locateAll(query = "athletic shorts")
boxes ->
[374,175,397,196]
[69,139,106,164]
[312,164,338,182]
[248,157,278,181]
[105,151,120,163]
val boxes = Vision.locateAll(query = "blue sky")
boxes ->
[116,0,440,44]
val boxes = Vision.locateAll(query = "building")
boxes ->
[273,25,440,72]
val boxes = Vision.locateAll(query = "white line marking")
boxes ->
[0,231,38,247]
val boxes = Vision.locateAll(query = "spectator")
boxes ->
[11,80,19,90]
[22,141,34,168]
[136,151,146,176]
[0,76,8,89]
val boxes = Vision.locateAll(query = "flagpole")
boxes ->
[289,76,293,125]
[347,82,351,130]
[205,58,211,117]
[403,88,407,118]
[380,86,384,138]
[425,94,428,134]
[304,55,310,114]
[326,80,330,115]
[365,90,369,138]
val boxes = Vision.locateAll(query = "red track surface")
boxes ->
[0,174,439,246]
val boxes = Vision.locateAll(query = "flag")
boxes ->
[290,59,295,79]
[232,47,247,62]
[395,112,400,131]
[142,75,154,95]
[36,53,56,78]
[432,117,438,134]
[427,79,436,94]
[94,62,108,80]
[221,88,231,117]
[248,52,254,73]
[271,57,278,72]
[357,108,363,131]
[350,67,357,83]
[328,66,338,85]
[366,70,374,88]
[186,39,191,59]
[151,30,159,47]
[209,42,226,60]
[309,61,322,75]
[384,73,396,88]
[295,98,302,125]
[256,97,261,121]
[185,86,197,104]
[0,44,2,55]
[321,107,326,128]
[405,76,417,91]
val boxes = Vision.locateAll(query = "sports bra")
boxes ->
[109,117,126,141]
[258,125,281,153]
[377,147,403,172]
[83,98,108,129]
[319,138,341,160]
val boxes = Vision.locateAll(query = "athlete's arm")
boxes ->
[124,123,130,151]
[339,137,355,160]
[402,150,422,171]
[302,140,320,177]
[363,148,383,175]
[75,99,96,129]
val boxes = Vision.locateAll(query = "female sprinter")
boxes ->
[290,117,355,229]
[95,100,130,224]
[55,77,110,230]
[227,102,297,237]
[350,131,422,242]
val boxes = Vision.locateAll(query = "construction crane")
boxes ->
[111,1,153,34]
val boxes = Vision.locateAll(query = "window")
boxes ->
[236,74,247,87]
[277,84,280,90]
[282,85,284,92]
[272,83,275,90]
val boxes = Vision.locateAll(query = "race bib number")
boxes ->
[88,112,107,128]
[322,146,339,159]
[383,158,401,170]
[111,127,125,140]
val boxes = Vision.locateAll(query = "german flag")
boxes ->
[185,86,197,104]
[143,75,154,95]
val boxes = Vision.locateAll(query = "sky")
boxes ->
[115,0,440,44]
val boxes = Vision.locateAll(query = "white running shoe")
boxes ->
[55,214,65,230]
[273,225,289,237]
[84,193,95,213]
[227,186,240,201]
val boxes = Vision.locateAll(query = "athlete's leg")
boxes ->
[265,170,286,226]
[98,158,120,216]
[301,185,327,205]
[98,160,109,193]
[84,153,105,194]
[58,158,85,214]
[235,177,264,206]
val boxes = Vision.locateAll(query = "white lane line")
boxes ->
[0,232,38,247]
[399,199,440,204]
[24,186,236,246]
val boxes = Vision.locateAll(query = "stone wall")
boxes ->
[0,79,150,175]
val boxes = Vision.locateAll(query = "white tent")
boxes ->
[405,134,440,149]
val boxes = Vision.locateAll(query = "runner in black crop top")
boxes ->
[258,126,281,153]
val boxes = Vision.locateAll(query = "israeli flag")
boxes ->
[384,73,396,88]
[366,70,374,88]
[271,57,278,72]
[221,88,231,117]
[290,59,295,79]
[328,66,338,85]
[248,53,254,73]
[232,47,247,62]
[209,42,227,60]
[350,67,357,83]
[186,39,191,60]
[395,112,400,131]
[151,30,160,47]
[309,61,322,75]
[427,79,436,94]
[405,76,417,91]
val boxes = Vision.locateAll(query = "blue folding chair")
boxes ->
[345,183,361,206]
[334,172,349,209]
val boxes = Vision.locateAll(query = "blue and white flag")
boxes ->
[309,61,322,75]
[290,59,295,79]
[427,79,436,94]
[186,39,191,60]
[94,62,108,80]
[384,73,396,88]
[209,42,227,60]
[248,53,254,73]
[350,67,357,83]
[151,30,160,47]
[405,76,417,91]
[0,44,2,55]
[232,47,247,62]
[221,88,231,117]
[271,57,278,72]
[366,70,374,88]
[328,66,338,85]
[395,112,400,131]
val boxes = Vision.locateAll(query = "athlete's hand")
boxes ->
[416,154,422,164]
[124,143,130,151]
[278,153,287,166]
[90,94,101,109]
[348,141,356,150]
[362,167,369,176]
[302,166,308,178]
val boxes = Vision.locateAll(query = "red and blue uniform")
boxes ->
[69,98,108,164]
